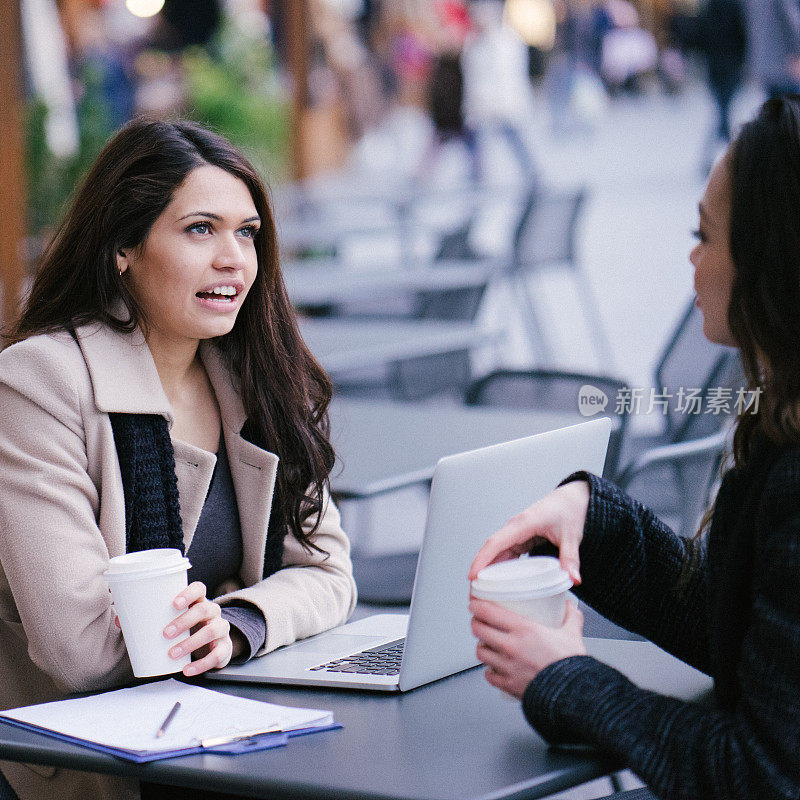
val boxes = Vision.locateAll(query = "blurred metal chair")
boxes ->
[464,369,631,479]
[601,789,656,799]
[626,299,744,451]
[432,218,483,262]
[386,282,489,401]
[507,184,614,369]
[616,300,745,529]
[333,279,490,402]
[618,429,729,539]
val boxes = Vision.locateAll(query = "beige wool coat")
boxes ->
[0,320,357,800]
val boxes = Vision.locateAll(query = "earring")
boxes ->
[118,267,124,277]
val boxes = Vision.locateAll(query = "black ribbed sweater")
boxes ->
[522,438,800,800]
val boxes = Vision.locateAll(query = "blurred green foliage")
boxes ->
[25,14,289,239]
[26,60,115,235]
[183,16,290,182]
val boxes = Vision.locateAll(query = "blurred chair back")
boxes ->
[387,281,489,402]
[505,184,613,368]
[653,300,745,442]
[617,429,729,539]
[350,551,420,606]
[433,219,482,262]
[511,186,586,274]
[464,369,630,479]
[413,284,487,321]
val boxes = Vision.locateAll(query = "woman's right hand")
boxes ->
[468,480,590,585]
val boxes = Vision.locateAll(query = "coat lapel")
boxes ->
[74,320,172,421]
[75,322,279,578]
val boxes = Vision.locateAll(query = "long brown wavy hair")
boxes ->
[727,96,800,464]
[6,118,335,552]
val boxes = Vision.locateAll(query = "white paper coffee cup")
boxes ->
[471,555,573,628]
[104,549,191,678]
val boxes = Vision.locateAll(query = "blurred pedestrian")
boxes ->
[461,0,538,178]
[697,0,746,172]
[376,0,441,109]
[414,1,479,181]
[744,0,800,99]
[598,0,658,95]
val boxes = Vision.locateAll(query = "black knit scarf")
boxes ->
[110,413,286,578]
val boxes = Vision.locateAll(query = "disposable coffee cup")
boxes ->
[471,555,573,627]
[471,555,573,701]
[104,549,192,678]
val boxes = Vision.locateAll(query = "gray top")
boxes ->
[187,435,266,661]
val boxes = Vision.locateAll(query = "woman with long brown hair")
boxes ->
[468,96,800,799]
[0,119,356,800]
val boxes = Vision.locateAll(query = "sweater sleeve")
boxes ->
[215,491,357,654]
[522,460,800,800]
[221,603,266,663]
[560,471,710,672]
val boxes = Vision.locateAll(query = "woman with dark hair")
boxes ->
[0,118,356,800]
[468,96,800,799]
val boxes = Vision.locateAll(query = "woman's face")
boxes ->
[690,156,736,347]
[119,165,260,352]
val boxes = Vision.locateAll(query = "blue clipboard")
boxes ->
[0,718,342,763]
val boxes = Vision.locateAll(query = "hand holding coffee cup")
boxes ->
[164,580,237,676]
[105,549,235,677]
[468,480,590,586]
[469,556,587,700]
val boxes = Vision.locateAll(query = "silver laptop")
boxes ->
[208,417,611,692]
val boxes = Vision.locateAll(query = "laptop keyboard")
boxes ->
[308,638,405,675]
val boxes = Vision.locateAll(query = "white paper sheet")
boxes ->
[0,679,333,754]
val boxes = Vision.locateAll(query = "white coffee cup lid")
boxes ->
[471,555,572,599]
[104,549,191,582]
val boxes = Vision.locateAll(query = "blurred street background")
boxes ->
[0,0,768,384]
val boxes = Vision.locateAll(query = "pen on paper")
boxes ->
[156,701,181,738]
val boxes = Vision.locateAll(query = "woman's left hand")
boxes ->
[469,597,587,699]
[164,581,238,676]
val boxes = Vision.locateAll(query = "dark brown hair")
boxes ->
[7,118,335,551]
[681,97,800,571]
[727,95,800,464]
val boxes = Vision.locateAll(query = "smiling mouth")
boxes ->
[196,287,240,303]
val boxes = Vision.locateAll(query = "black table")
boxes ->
[0,631,711,800]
